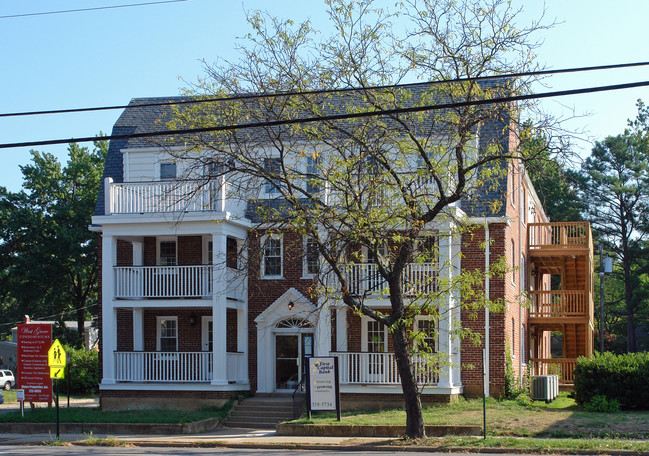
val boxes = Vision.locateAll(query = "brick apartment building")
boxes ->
[91,91,594,410]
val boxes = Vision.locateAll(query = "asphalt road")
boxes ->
[0,448,543,456]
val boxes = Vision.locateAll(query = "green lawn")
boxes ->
[0,401,231,424]
[290,393,649,438]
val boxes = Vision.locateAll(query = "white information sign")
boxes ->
[308,357,337,411]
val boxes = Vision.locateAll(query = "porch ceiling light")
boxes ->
[288,301,295,311]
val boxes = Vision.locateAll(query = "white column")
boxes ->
[314,302,331,356]
[335,306,348,352]
[436,230,454,388]
[211,231,228,385]
[132,308,144,351]
[104,177,113,215]
[101,234,117,385]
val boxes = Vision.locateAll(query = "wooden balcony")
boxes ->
[529,290,591,322]
[528,222,592,254]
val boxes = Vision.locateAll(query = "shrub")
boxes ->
[63,345,99,395]
[574,352,649,410]
[584,394,620,413]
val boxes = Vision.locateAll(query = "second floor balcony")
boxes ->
[113,265,244,301]
[528,290,592,319]
[341,262,437,297]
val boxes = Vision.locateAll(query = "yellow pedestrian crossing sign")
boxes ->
[48,339,67,368]
[50,367,65,379]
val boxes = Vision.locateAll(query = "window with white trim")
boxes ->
[158,239,177,266]
[264,157,282,193]
[511,239,515,285]
[306,155,320,194]
[160,162,177,181]
[262,234,283,278]
[157,317,178,351]
[304,236,319,276]
[511,318,516,358]
[414,316,437,353]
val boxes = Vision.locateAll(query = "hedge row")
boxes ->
[574,352,649,409]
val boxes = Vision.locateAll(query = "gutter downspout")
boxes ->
[485,223,490,397]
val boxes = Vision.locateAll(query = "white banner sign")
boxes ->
[308,357,337,411]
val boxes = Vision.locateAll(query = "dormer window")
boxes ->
[160,162,177,181]
[264,158,281,193]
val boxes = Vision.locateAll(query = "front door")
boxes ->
[275,333,313,390]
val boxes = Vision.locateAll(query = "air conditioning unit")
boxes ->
[532,375,559,402]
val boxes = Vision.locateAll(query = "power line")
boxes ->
[2,79,649,150]
[2,61,649,118]
[0,0,188,20]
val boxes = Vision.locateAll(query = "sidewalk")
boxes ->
[0,427,394,448]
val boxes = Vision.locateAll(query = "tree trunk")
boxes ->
[392,325,425,439]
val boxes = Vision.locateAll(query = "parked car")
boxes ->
[0,370,14,390]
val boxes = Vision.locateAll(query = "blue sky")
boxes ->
[1,0,648,192]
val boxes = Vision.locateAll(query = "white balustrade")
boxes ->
[114,351,213,382]
[114,265,213,299]
[109,180,223,214]
[342,263,437,296]
[226,352,246,383]
[333,352,438,385]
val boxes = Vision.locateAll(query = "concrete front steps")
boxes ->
[226,394,303,429]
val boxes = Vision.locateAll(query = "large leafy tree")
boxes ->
[0,140,107,347]
[169,0,553,438]
[572,115,649,353]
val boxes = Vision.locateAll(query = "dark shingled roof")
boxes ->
[94,84,513,218]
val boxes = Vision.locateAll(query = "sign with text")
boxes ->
[307,357,340,416]
[17,323,52,403]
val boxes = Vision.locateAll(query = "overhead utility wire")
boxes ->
[0,0,188,19]
[2,79,649,150]
[2,61,649,118]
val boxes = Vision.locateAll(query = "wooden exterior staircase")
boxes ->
[528,222,594,388]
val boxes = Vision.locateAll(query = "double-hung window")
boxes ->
[160,162,177,181]
[159,240,177,266]
[414,317,437,353]
[304,236,319,276]
[157,317,178,351]
[306,155,320,194]
[264,158,282,194]
[262,235,282,278]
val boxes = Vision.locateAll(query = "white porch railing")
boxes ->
[332,352,438,385]
[114,351,213,382]
[226,352,246,383]
[114,265,213,299]
[341,263,437,296]
[108,179,224,214]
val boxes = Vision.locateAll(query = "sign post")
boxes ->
[48,339,67,440]
[306,357,341,421]
[16,389,24,417]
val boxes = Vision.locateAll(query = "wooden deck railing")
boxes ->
[529,358,578,385]
[529,290,589,318]
[528,222,592,251]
